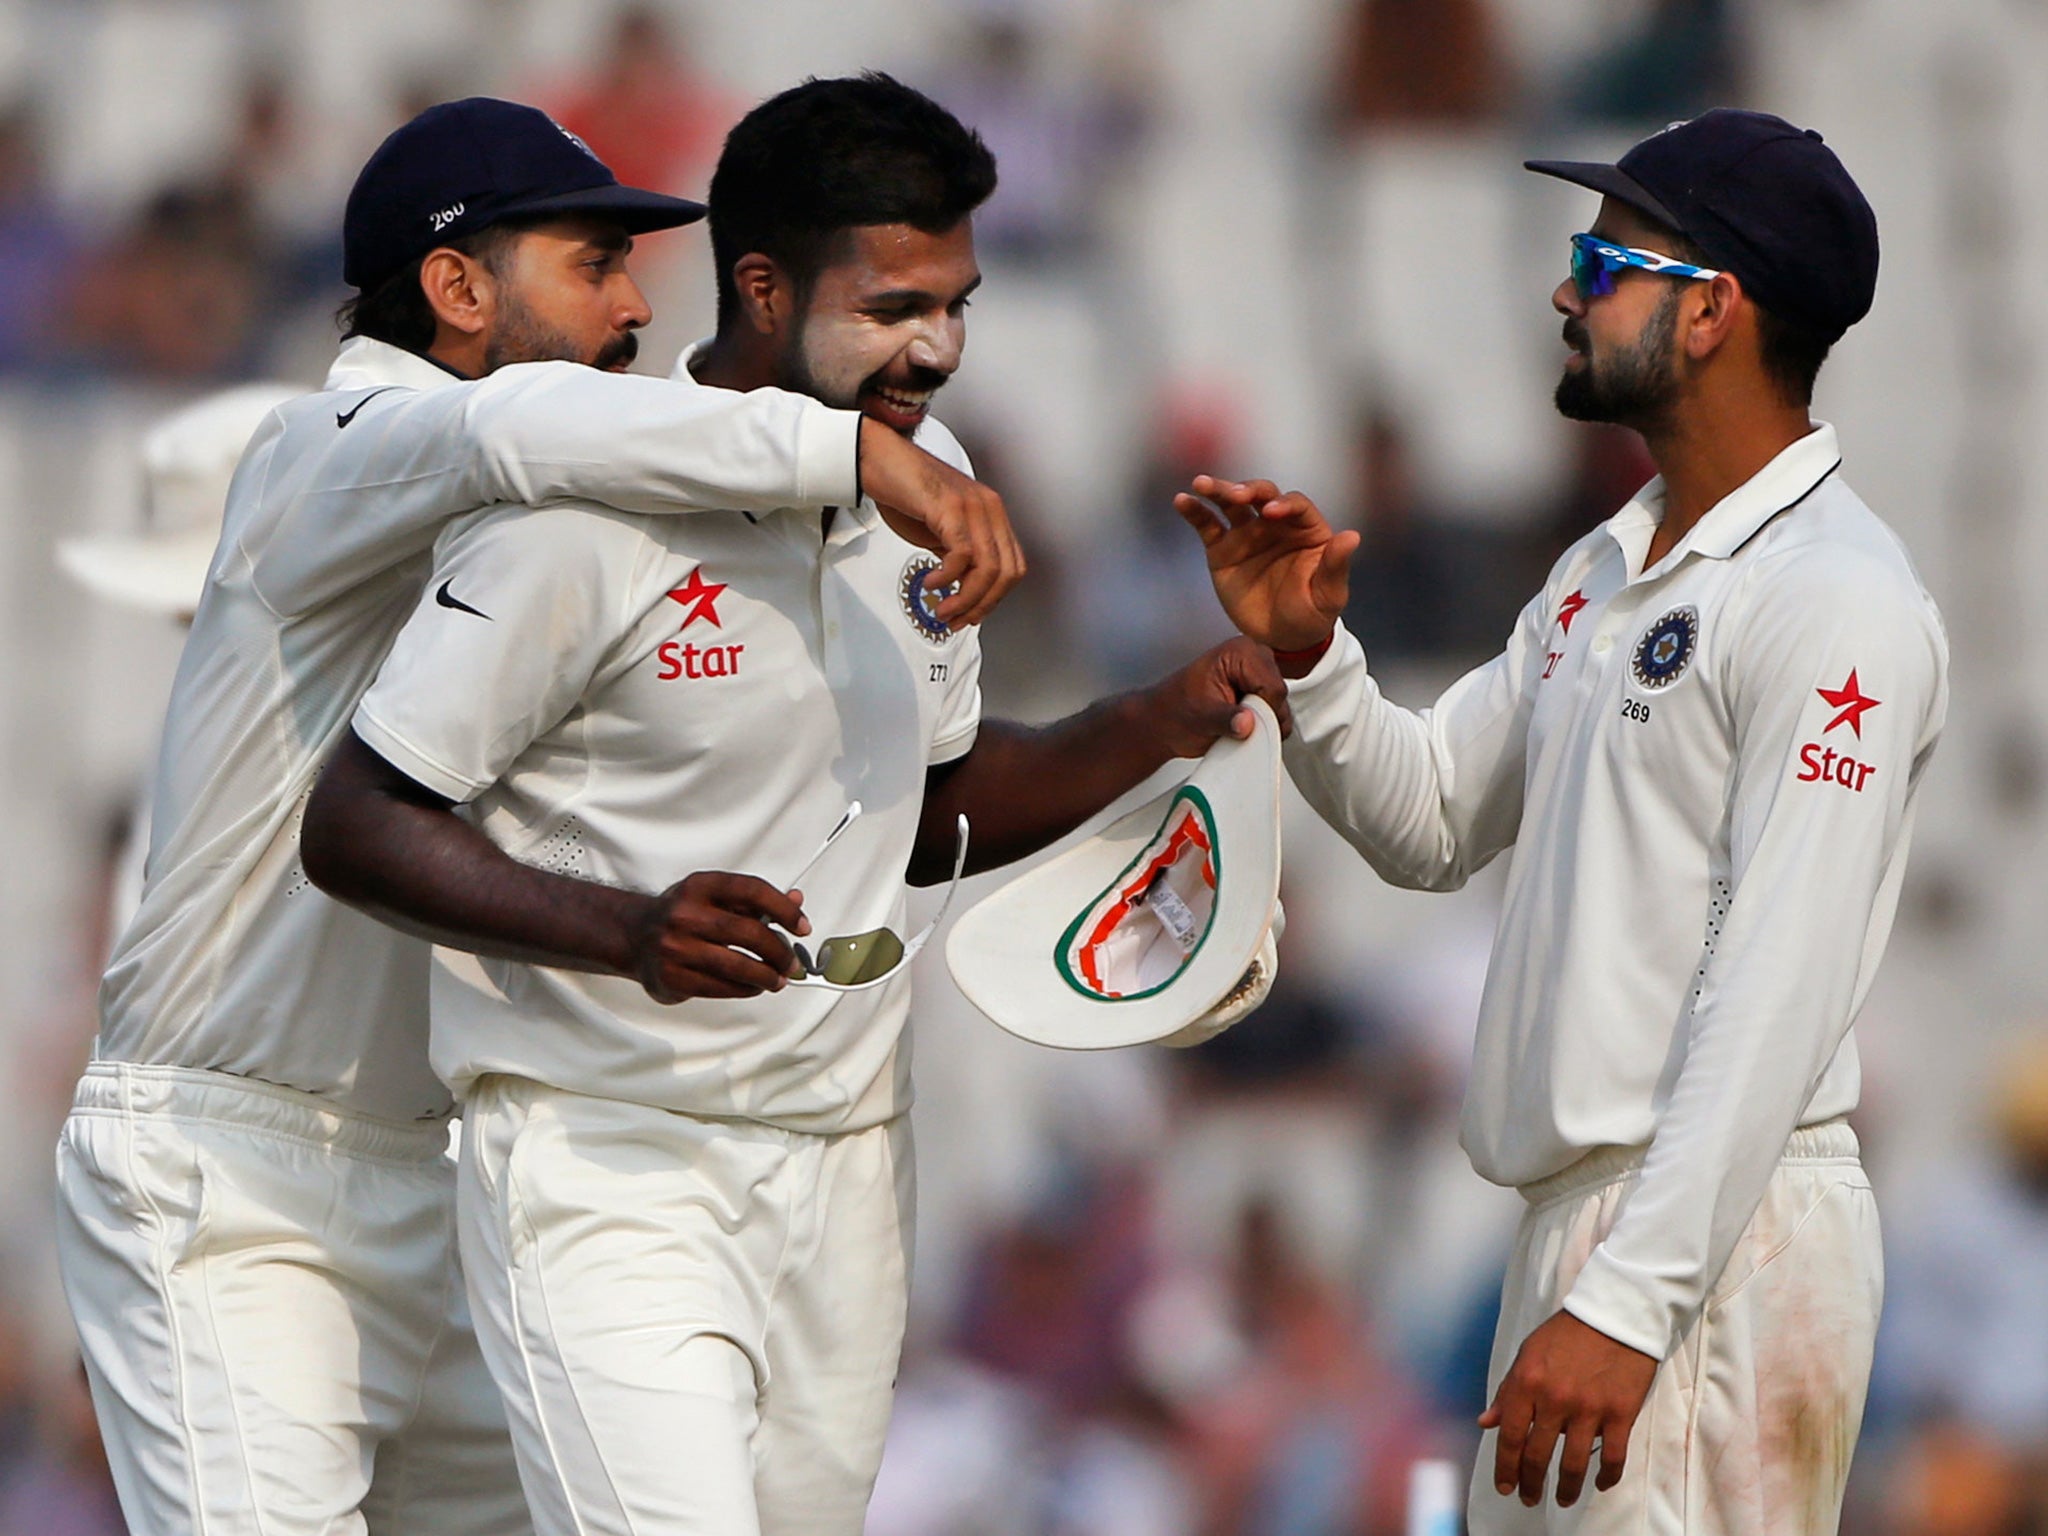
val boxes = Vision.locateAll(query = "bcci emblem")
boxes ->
[898,555,954,645]
[1632,606,1699,690]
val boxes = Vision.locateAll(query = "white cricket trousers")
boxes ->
[53,1062,530,1536]
[458,1075,915,1536]
[1470,1118,1882,1536]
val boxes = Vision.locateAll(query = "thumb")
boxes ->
[1313,530,1360,610]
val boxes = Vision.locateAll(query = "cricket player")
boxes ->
[299,74,1288,1536]
[1175,111,1947,1533]
[53,96,1021,1536]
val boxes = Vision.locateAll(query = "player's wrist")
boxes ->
[1271,623,1337,677]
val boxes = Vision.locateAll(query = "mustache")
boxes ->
[595,331,640,371]
[868,362,951,397]
[1562,320,1589,353]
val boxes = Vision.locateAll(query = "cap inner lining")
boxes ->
[1057,788,1220,1001]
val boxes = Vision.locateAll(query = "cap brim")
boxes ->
[1524,159,1681,231]
[499,182,706,234]
[57,528,217,616]
[945,697,1283,1050]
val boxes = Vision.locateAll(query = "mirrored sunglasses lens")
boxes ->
[1570,241,1612,301]
[807,928,907,986]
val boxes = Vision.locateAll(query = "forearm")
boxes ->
[1284,624,1525,891]
[302,732,652,976]
[912,696,1176,884]
[460,363,861,515]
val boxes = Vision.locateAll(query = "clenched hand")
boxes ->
[633,872,811,1004]
[860,418,1026,628]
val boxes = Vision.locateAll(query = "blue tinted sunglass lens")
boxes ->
[1569,238,1613,300]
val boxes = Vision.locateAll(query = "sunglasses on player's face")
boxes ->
[775,803,969,991]
[1569,232,1721,302]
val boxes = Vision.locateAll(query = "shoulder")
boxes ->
[912,414,973,477]
[1738,480,1944,636]
[435,498,666,570]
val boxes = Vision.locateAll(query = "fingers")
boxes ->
[684,872,809,935]
[640,873,815,1004]
[871,459,1026,629]
[1218,641,1292,729]
[1190,474,1281,514]
[929,484,1025,628]
[1595,1416,1633,1491]
[1554,1420,1600,1508]
[646,939,789,1002]
[1489,1380,1530,1498]
[1173,491,1228,546]
[1310,528,1359,618]
[1516,1416,1564,1506]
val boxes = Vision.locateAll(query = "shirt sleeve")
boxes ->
[248,365,861,617]
[929,628,983,765]
[909,416,982,765]
[1281,585,1554,892]
[1562,550,1948,1359]
[351,503,644,803]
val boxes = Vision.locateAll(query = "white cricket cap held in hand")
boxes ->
[57,382,302,616]
[946,694,1285,1050]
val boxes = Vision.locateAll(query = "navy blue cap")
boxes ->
[343,97,706,293]
[1527,109,1879,342]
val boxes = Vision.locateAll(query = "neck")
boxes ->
[426,332,484,380]
[1639,385,1814,564]
[692,329,778,393]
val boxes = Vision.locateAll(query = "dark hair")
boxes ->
[334,220,529,353]
[1657,225,1832,408]
[707,72,997,331]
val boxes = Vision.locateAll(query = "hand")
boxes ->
[1478,1310,1659,1509]
[632,872,812,1005]
[1143,636,1293,759]
[1173,476,1359,653]
[859,418,1027,628]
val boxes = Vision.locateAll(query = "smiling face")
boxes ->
[1552,198,1696,431]
[776,220,980,436]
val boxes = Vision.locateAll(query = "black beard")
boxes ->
[483,292,637,373]
[778,328,948,433]
[1554,286,1682,431]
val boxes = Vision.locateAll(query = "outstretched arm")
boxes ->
[908,638,1290,884]
[253,365,1022,626]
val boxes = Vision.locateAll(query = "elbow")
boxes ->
[300,771,381,906]
[297,783,353,901]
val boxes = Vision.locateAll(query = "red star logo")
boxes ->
[1817,669,1881,737]
[1557,589,1589,634]
[665,567,727,630]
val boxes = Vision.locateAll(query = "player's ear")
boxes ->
[420,246,491,339]
[1684,270,1744,363]
[731,253,793,337]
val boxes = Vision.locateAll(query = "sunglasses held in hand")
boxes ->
[775,803,969,991]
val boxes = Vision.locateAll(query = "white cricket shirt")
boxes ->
[352,367,983,1135]
[1285,424,1947,1358]
[98,338,862,1123]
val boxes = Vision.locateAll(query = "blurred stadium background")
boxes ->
[0,0,2045,1531]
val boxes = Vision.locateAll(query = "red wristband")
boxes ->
[1272,633,1334,673]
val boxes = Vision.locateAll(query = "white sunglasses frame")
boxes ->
[773,802,970,992]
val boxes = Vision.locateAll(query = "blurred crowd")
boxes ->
[3,0,2047,1533]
